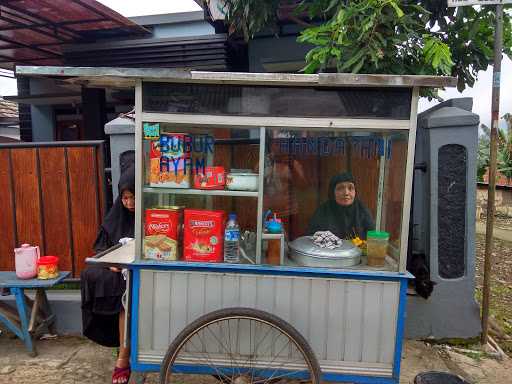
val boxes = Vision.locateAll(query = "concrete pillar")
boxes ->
[105,117,135,201]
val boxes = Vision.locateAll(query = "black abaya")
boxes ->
[307,172,375,240]
[80,166,135,347]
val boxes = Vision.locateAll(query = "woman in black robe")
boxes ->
[307,172,375,240]
[81,165,135,384]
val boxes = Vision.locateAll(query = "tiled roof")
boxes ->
[0,98,18,120]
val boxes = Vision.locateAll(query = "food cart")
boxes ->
[18,66,457,384]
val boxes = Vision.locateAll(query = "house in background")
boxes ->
[0,98,19,142]
[2,3,236,143]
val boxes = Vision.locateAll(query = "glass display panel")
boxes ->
[141,123,260,264]
[142,82,412,119]
[263,129,407,272]
[140,121,409,272]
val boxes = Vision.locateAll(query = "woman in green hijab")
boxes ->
[307,172,375,240]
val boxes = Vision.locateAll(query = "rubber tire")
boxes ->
[160,307,322,384]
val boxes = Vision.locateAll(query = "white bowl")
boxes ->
[226,173,258,191]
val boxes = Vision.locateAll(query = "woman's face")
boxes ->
[334,181,356,206]
[121,190,135,212]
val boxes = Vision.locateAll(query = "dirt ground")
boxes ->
[0,332,511,384]
[475,233,512,355]
[1,224,511,383]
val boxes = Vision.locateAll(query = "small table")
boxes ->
[0,271,70,356]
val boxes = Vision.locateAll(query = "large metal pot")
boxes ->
[288,236,361,268]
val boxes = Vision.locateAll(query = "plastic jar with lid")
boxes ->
[366,231,389,267]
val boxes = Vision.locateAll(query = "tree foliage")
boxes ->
[219,0,512,93]
[478,120,512,183]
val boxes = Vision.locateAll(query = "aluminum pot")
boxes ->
[226,172,258,191]
[288,236,361,268]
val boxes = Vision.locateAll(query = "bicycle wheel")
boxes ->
[160,307,321,384]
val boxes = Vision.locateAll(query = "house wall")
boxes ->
[30,105,54,141]
[28,78,80,142]
[248,34,313,72]
[476,184,512,218]
[152,20,214,38]
[129,11,215,39]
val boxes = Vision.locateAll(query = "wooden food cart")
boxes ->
[18,66,457,384]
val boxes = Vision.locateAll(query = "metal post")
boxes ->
[481,4,503,346]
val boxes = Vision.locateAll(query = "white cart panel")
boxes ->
[137,270,399,376]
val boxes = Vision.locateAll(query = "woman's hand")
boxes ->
[109,267,122,273]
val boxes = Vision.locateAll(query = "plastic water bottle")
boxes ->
[224,213,240,263]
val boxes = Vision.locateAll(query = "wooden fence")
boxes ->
[0,141,106,278]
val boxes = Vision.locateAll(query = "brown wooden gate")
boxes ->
[0,141,106,278]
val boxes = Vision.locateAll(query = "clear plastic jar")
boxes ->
[366,231,389,267]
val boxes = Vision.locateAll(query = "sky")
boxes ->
[418,55,512,129]
[0,0,510,129]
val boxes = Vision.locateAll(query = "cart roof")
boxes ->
[15,66,457,89]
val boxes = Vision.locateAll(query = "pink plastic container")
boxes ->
[14,243,40,279]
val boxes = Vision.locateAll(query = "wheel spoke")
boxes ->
[250,338,295,380]
[239,320,278,375]
[204,323,244,375]
[188,330,234,383]
[161,311,319,384]
[254,363,312,384]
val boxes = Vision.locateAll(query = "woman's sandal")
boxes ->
[112,365,131,384]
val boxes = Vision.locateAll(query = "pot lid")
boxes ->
[289,236,361,259]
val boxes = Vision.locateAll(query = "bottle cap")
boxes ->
[229,213,237,220]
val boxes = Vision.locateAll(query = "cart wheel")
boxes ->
[160,307,321,384]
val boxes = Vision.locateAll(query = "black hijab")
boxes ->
[307,172,375,239]
[93,165,135,251]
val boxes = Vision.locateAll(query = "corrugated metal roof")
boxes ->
[0,0,149,70]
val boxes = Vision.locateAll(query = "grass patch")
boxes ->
[50,282,80,290]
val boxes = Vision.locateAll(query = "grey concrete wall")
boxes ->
[406,98,481,339]
[30,105,54,141]
[153,21,214,38]
[28,78,80,142]
[105,117,135,201]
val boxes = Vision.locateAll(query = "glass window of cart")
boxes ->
[141,122,408,272]
[262,129,408,272]
[142,124,261,264]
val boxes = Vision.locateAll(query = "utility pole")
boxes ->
[481,4,504,346]
[447,0,509,346]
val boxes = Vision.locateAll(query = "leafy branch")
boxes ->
[216,0,512,95]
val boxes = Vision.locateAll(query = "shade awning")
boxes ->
[0,0,149,70]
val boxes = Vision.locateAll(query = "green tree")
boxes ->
[478,121,512,183]
[478,124,491,182]
[218,0,512,94]
[498,114,512,183]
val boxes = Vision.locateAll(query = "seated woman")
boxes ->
[80,165,135,384]
[307,172,375,240]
